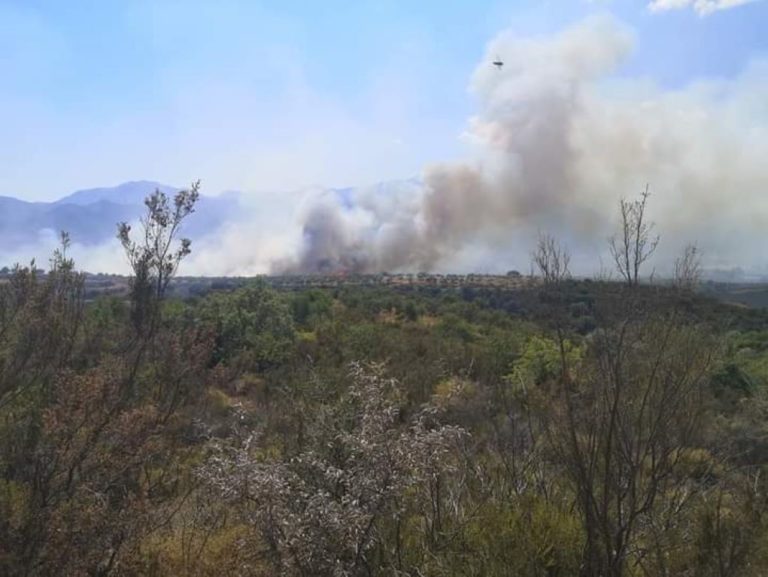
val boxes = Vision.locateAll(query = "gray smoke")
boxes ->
[277,15,768,275]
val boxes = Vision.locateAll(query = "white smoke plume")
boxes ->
[273,15,768,276]
[12,16,764,278]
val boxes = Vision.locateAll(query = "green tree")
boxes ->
[199,280,295,371]
[117,182,199,335]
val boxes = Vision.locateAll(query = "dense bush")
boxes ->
[3,191,768,575]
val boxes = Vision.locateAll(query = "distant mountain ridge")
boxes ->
[0,181,240,249]
[55,180,181,207]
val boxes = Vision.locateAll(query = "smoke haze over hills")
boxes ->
[270,16,768,276]
[1,16,766,278]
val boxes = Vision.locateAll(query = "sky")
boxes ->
[1,0,766,202]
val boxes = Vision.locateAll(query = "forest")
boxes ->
[2,186,768,577]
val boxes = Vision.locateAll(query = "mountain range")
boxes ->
[0,181,241,249]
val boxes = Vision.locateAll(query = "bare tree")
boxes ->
[532,232,571,286]
[545,316,715,577]
[674,243,702,291]
[609,185,659,287]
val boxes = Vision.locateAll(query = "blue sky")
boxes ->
[1,0,765,201]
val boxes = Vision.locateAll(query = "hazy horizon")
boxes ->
[1,0,766,277]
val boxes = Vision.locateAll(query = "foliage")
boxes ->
[2,191,768,576]
[198,280,296,371]
[202,363,466,576]
[117,182,199,334]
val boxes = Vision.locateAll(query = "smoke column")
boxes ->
[277,15,768,275]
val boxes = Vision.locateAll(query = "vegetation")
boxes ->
[2,186,768,576]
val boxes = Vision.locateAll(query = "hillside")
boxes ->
[0,181,241,248]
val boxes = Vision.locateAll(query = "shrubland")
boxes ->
[2,187,768,576]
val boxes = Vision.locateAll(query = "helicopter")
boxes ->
[492,56,504,69]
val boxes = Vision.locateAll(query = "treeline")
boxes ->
[2,186,768,576]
